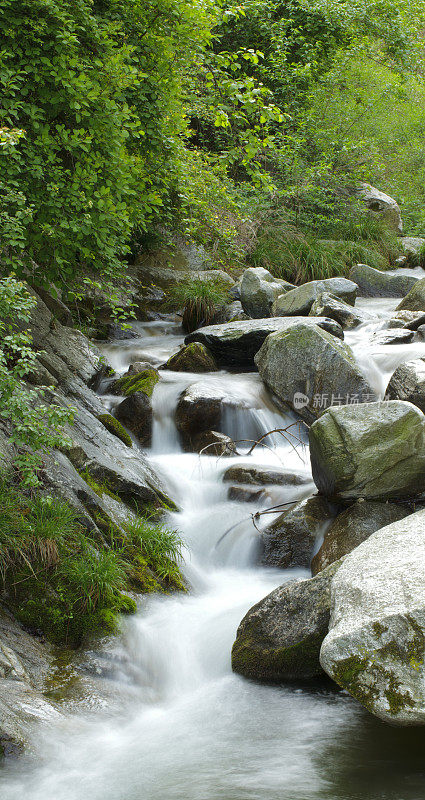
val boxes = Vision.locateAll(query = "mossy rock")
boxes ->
[97,413,132,447]
[162,342,218,373]
[111,368,159,398]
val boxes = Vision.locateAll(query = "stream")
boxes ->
[3,294,425,799]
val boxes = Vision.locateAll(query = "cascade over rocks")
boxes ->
[387,359,425,413]
[273,277,357,317]
[185,316,343,369]
[320,510,425,725]
[309,400,425,500]
[349,263,418,298]
[240,267,294,318]
[397,277,425,312]
[309,291,371,329]
[260,495,335,570]
[255,322,374,423]
[175,381,245,450]
[232,560,342,682]
[311,500,409,575]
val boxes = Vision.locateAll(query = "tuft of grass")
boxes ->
[165,277,232,333]
[0,476,185,646]
[250,218,401,284]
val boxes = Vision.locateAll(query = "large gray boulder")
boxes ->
[311,500,409,575]
[255,322,374,423]
[397,278,425,312]
[260,495,334,569]
[309,291,371,329]
[349,263,418,298]
[273,278,357,317]
[387,359,425,413]
[320,510,425,725]
[309,401,425,500]
[232,560,342,682]
[240,267,294,318]
[356,183,403,233]
[185,316,343,370]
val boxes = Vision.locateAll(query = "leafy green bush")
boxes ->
[0,276,73,484]
[166,276,232,332]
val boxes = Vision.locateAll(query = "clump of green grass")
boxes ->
[250,218,401,284]
[165,277,232,333]
[0,476,185,646]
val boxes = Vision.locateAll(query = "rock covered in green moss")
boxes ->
[232,560,342,682]
[309,401,425,500]
[111,367,159,397]
[185,316,343,369]
[162,342,218,373]
[97,413,132,447]
[255,322,374,423]
[115,392,153,446]
[311,500,409,575]
[320,509,425,725]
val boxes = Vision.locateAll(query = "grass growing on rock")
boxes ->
[0,476,185,647]
[165,277,232,333]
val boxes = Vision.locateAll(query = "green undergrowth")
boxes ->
[250,219,401,284]
[165,277,232,333]
[112,369,159,398]
[0,476,185,647]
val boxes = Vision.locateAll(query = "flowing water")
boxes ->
[3,296,425,799]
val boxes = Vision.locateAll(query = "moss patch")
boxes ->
[112,369,159,398]
[97,413,132,447]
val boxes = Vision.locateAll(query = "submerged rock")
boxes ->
[397,277,425,312]
[273,278,357,317]
[193,430,237,457]
[320,510,425,725]
[228,486,265,503]
[184,316,343,370]
[223,465,312,487]
[232,560,342,682]
[309,401,425,500]
[240,267,294,318]
[162,342,218,373]
[255,322,374,423]
[260,495,335,569]
[309,292,370,329]
[349,263,417,298]
[311,500,408,575]
[387,359,425,413]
